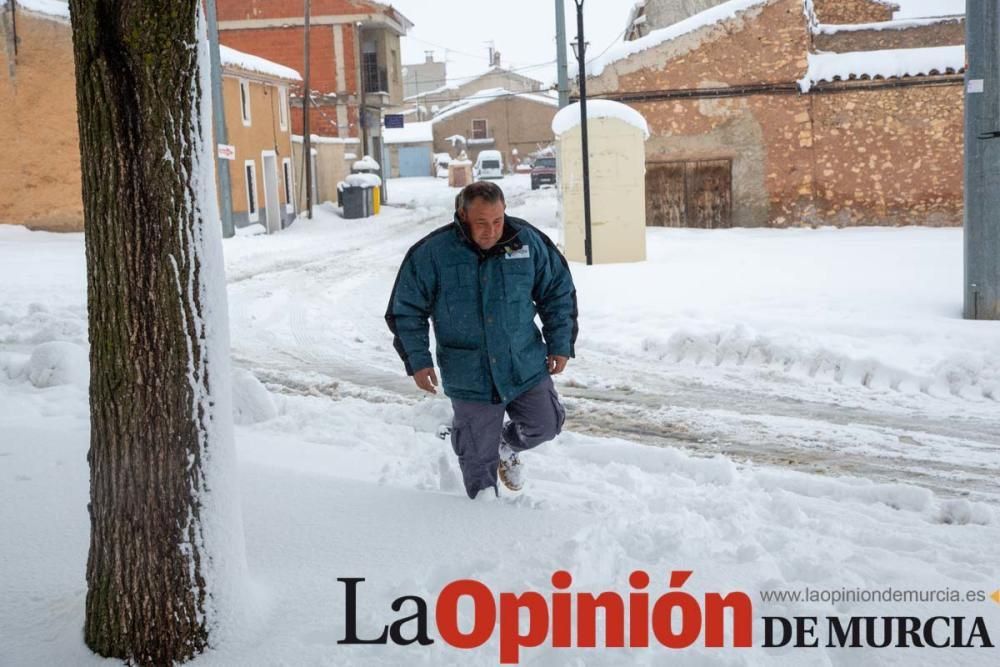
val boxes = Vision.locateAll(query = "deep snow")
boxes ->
[2,175,999,665]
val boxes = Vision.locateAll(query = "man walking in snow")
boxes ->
[386,181,578,499]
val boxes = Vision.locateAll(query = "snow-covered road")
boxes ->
[223,176,1000,505]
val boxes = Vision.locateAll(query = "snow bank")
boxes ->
[383,121,433,145]
[219,45,301,81]
[24,342,88,389]
[582,0,769,78]
[640,324,1000,400]
[552,99,650,138]
[798,44,964,92]
[231,369,278,425]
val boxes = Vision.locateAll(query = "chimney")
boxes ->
[425,50,434,64]
[492,51,501,68]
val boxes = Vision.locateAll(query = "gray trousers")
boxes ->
[449,374,566,498]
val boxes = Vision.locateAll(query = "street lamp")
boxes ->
[572,0,594,266]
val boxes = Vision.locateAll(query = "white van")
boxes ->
[474,150,504,180]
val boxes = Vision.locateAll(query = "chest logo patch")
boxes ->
[504,246,530,260]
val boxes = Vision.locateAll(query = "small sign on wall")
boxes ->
[385,114,405,129]
[968,79,984,94]
[217,144,236,160]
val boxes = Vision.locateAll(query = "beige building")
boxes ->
[430,89,560,170]
[219,47,301,232]
[0,7,80,231]
[1,4,299,233]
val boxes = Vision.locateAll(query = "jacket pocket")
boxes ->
[511,334,546,385]
[438,345,486,395]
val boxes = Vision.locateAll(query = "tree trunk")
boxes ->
[68,2,243,664]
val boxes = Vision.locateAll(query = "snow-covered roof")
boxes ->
[431,88,559,124]
[382,121,433,145]
[220,45,301,82]
[797,44,964,92]
[552,100,650,139]
[583,0,771,78]
[16,0,69,19]
[292,135,360,145]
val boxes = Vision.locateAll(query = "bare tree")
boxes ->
[68,1,246,663]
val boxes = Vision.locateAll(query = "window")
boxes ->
[239,79,252,126]
[244,160,258,222]
[278,86,288,131]
[282,158,295,214]
[472,119,488,140]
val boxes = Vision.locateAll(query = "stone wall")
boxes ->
[812,0,896,25]
[813,18,964,53]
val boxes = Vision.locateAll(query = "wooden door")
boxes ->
[645,159,732,228]
[645,163,686,227]
[686,160,732,229]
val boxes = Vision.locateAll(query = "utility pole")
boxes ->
[555,0,570,108]
[205,0,234,237]
[572,0,593,265]
[964,0,1000,319]
[303,0,313,219]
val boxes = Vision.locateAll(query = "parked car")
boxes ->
[530,157,557,190]
[474,150,504,180]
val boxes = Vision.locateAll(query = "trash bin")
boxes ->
[341,184,367,219]
[342,173,381,218]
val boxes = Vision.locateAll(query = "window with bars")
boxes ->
[244,160,258,222]
[472,119,488,140]
[239,79,251,126]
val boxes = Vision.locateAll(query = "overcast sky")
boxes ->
[386,0,631,88]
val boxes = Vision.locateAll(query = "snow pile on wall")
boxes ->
[383,121,433,145]
[219,45,302,82]
[552,99,651,138]
[797,44,964,92]
[581,0,769,78]
[813,16,961,34]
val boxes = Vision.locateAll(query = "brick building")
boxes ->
[586,0,965,228]
[216,0,412,163]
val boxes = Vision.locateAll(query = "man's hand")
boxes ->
[547,355,569,375]
[413,367,438,394]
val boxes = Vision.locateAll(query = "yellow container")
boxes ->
[372,186,381,215]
